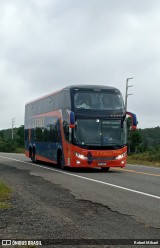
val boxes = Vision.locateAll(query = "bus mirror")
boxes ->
[126,112,138,130]
[69,111,75,128]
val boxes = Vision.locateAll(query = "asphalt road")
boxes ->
[0,152,160,247]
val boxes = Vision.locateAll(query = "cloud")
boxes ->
[0,0,160,128]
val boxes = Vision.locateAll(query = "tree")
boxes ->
[129,129,142,153]
[0,130,4,139]
[0,137,17,152]
[16,125,24,147]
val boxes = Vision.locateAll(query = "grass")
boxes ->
[127,152,160,167]
[0,180,12,209]
[15,147,25,153]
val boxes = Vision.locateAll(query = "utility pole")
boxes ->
[125,78,133,155]
[12,118,15,140]
[125,77,133,112]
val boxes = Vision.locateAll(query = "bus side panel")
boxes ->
[25,111,63,164]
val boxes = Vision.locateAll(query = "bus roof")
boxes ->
[26,84,119,105]
[63,84,118,91]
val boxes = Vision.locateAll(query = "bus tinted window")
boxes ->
[74,91,124,110]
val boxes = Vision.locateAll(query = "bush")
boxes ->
[0,138,17,152]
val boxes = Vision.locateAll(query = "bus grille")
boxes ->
[92,156,116,161]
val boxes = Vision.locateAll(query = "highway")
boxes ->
[0,152,160,244]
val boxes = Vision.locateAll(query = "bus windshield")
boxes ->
[74,91,124,110]
[73,119,127,147]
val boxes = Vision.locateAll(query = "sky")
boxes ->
[0,0,160,129]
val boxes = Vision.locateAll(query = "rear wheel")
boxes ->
[31,149,37,163]
[101,167,110,172]
[57,150,65,170]
[29,147,32,158]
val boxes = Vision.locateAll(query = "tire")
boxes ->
[29,147,32,158]
[101,167,110,172]
[31,149,37,163]
[57,150,65,170]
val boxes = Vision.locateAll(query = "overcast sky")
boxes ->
[0,0,160,129]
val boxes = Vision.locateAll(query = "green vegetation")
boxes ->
[0,181,12,209]
[127,152,160,167]
[15,147,25,153]
[0,125,24,153]
[127,123,160,167]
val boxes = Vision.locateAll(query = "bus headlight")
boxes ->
[115,152,127,160]
[74,152,88,160]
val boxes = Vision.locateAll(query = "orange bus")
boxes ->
[25,85,137,171]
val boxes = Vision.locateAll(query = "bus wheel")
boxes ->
[101,167,110,172]
[29,147,32,158]
[57,150,65,170]
[31,149,37,163]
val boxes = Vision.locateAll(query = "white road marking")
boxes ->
[0,155,160,200]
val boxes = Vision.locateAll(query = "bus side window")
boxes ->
[63,121,69,141]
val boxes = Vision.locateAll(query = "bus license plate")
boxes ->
[98,162,106,166]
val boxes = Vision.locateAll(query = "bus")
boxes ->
[24,85,137,171]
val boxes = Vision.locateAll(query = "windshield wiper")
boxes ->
[84,142,101,145]
[107,143,124,148]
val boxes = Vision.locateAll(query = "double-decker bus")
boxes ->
[25,85,137,171]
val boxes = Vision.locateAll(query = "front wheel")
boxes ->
[101,167,110,172]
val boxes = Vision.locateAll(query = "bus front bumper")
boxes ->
[67,151,127,168]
